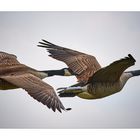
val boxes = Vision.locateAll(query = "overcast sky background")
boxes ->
[0,12,140,128]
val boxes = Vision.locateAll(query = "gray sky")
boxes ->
[0,12,140,128]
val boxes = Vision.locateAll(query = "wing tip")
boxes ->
[65,108,72,111]
[37,45,46,48]
[37,39,57,49]
[56,104,72,113]
[50,98,71,113]
[128,54,136,62]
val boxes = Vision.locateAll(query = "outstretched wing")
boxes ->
[0,51,20,66]
[38,39,101,83]
[91,54,136,82]
[1,73,66,112]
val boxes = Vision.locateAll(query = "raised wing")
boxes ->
[0,51,21,66]
[1,73,66,112]
[38,39,101,83]
[91,54,136,82]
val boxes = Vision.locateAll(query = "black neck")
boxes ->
[41,69,64,77]
[126,70,140,76]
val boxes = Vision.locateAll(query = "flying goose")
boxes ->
[0,51,71,112]
[38,39,140,99]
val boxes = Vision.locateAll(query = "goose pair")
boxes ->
[0,51,72,112]
[38,39,140,100]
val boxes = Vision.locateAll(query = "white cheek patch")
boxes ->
[64,69,72,76]
[40,72,48,79]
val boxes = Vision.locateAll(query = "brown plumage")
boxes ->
[91,54,136,83]
[38,40,101,83]
[38,40,135,84]
[38,39,137,100]
[0,51,67,112]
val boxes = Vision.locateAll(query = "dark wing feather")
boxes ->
[1,73,66,112]
[91,54,136,82]
[38,39,101,83]
[0,51,20,66]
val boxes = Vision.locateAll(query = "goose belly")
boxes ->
[89,82,122,99]
[77,82,122,99]
[0,79,18,90]
[77,92,96,99]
